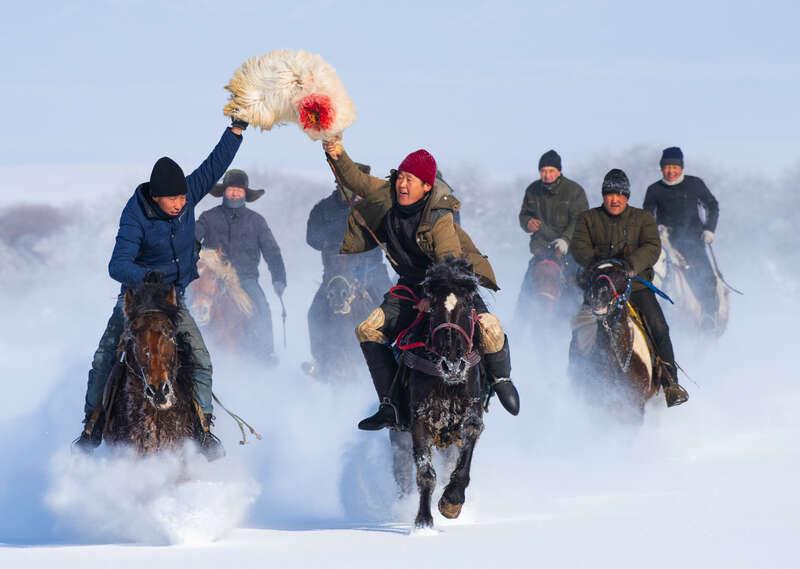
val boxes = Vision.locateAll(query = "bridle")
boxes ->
[391,285,482,383]
[121,309,179,399]
[326,274,359,315]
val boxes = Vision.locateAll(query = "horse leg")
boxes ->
[439,413,483,519]
[389,430,414,498]
[411,421,436,528]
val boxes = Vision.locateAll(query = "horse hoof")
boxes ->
[438,499,462,519]
[414,515,434,529]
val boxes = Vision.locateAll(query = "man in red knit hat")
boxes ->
[323,138,519,430]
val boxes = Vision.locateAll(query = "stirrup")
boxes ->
[357,399,398,431]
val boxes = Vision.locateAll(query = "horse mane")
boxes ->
[198,248,255,316]
[422,257,479,300]
[126,272,180,325]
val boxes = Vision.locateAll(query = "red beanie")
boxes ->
[397,149,437,187]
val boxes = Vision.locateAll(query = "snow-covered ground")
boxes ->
[0,153,796,568]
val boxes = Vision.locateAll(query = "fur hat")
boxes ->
[660,147,684,168]
[397,149,437,187]
[210,169,265,202]
[538,149,562,171]
[149,157,187,197]
[601,169,631,196]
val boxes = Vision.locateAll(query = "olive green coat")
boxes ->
[518,176,589,256]
[333,150,498,290]
[571,205,661,291]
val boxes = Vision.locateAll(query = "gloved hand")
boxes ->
[702,230,715,244]
[621,260,637,279]
[551,238,569,256]
[231,117,249,131]
[274,281,286,296]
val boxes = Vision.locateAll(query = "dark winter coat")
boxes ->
[306,190,386,282]
[196,204,286,285]
[108,129,242,292]
[333,151,498,290]
[643,175,719,243]
[518,176,589,256]
[571,205,661,291]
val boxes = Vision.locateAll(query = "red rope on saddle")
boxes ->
[389,285,427,351]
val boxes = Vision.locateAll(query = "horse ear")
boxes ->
[166,286,178,307]
[123,289,134,318]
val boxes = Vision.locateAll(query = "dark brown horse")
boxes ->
[103,273,198,454]
[569,259,659,421]
[394,259,488,529]
[188,248,254,349]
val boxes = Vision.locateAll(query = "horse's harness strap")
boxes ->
[400,349,481,380]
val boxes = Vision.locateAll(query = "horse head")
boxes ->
[123,272,181,411]
[325,275,358,315]
[421,258,480,384]
[190,248,253,326]
[585,259,631,318]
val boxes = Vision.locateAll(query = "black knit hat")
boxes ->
[538,149,562,171]
[210,169,266,202]
[601,169,631,196]
[660,147,684,168]
[149,157,187,197]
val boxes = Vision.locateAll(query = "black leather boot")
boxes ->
[483,336,520,416]
[194,413,225,461]
[358,399,400,431]
[72,411,104,454]
[662,363,689,407]
[358,342,399,431]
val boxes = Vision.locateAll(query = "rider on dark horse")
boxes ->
[571,169,690,407]
[74,117,249,457]
[643,147,721,325]
[323,137,520,430]
[305,162,393,375]
[196,169,287,366]
[517,150,589,307]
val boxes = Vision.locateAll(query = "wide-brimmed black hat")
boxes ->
[210,169,265,202]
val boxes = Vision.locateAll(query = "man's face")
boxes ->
[602,192,629,216]
[152,195,186,216]
[661,164,683,183]
[540,167,561,184]
[224,186,246,201]
[396,171,432,206]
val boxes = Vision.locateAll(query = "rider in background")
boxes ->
[571,169,689,407]
[304,162,393,376]
[643,147,720,326]
[323,137,520,430]
[518,150,589,308]
[74,117,248,457]
[196,169,286,366]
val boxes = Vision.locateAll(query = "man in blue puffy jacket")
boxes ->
[74,118,248,459]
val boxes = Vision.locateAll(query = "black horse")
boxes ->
[305,274,377,381]
[393,258,489,529]
[569,259,658,421]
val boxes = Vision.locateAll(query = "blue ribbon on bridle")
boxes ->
[633,275,675,305]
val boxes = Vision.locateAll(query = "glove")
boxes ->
[274,281,286,296]
[702,230,715,244]
[551,238,568,256]
[621,260,637,279]
[231,117,249,131]
[143,270,165,283]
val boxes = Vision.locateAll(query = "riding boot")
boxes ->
[357,342,399,431]
[72,411,104,454]
[483,336,520,416]
[661,362,689,408]
[194,413,226,461]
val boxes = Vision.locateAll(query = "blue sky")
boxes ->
[2,0,798,179]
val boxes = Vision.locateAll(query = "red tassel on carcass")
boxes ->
[298,93,335,132]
